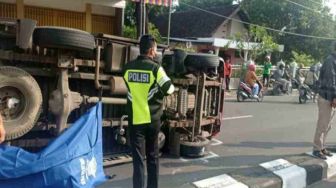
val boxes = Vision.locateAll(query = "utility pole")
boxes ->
[167,0,172,46]
[139,0,144,37]
[142,0,146,36]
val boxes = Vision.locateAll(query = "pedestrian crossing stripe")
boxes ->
[192,174,248,188]
[260,158,306,188]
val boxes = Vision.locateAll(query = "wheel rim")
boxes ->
[0,86,26,121]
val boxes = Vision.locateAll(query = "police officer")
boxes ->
[123,35,174,188]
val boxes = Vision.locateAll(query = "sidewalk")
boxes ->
[192,151,336,188]
[224,90,236,99]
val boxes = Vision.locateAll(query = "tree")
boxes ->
[123,23,164,43]
[124,0,237,37]
[234,26,279,62]
[291,51,315,66]
[240,0,336,61]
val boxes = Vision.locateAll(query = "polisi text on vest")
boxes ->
[128,72,150,83]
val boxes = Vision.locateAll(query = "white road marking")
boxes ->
[210,138,223,146]
[171,168,182,175]
[223,115,253,121]
[193,174,248,188]
[224,97,236,100]
[180,152,219,162]
[307,151,336,178]
[260,158,306,188]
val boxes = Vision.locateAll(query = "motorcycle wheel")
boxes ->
[299,95,307,104]
[287,85,293,95]
[257,92,264,102]
[237,92,245,102]
[272,86,281,96]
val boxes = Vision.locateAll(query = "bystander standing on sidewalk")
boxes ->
[312,42,336,160]
[224,56,232,91]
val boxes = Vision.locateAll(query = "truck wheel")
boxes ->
[162,49,188,76]
[174,49,188,75]
[0,66,42,140]
[184,53,219,71]
[33,26,95,51]
[180,136,210,157]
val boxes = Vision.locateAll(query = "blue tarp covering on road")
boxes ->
[0,103,107,188]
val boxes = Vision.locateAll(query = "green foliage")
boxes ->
[241,0,336,61]
[123,25,137,39]
[123,23,164,43]
[291,51,316,66]
[148,23,164,43]
[234,26,279,61]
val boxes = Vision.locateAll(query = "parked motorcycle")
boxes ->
[236,82,263,102]
[298,84,316,104]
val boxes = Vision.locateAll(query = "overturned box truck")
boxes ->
[0,18,223,165]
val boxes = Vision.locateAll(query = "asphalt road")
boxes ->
[309,175,336,188]
[99,92,336,188]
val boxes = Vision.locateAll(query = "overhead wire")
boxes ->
[305,0,324,7]
[284,0,321,14]
[179,2,336,40]
[282,0,336,32]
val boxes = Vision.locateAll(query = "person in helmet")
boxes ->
[272,64,290,92]
[295,63,306,85]
[245,63,262,98]
[262,56,272,87]
[305,63,319,91]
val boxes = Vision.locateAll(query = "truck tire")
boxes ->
[174,49,188,75]
[33,26,95,51]
[162,50,188,76]
[184,53,219,71]
[0,66,42,140]
[180,136,210,157]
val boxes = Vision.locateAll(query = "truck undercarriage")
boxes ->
[0,18,223,165]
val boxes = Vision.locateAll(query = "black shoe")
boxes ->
[313,150,327,160]
[322,149,333,157]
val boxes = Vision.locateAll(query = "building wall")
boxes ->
[228,14,248,37]
[212,14,248,39]
[212,22,229,38]
[0,0,117,15]
[0,2,16,18]
[0,1,121,35]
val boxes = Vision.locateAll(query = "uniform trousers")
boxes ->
[130,120,160,188]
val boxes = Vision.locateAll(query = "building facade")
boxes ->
[0,0,125,35]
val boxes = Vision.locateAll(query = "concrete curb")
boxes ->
[192,153,335,188]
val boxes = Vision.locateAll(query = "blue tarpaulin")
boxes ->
[0,103,107,188]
